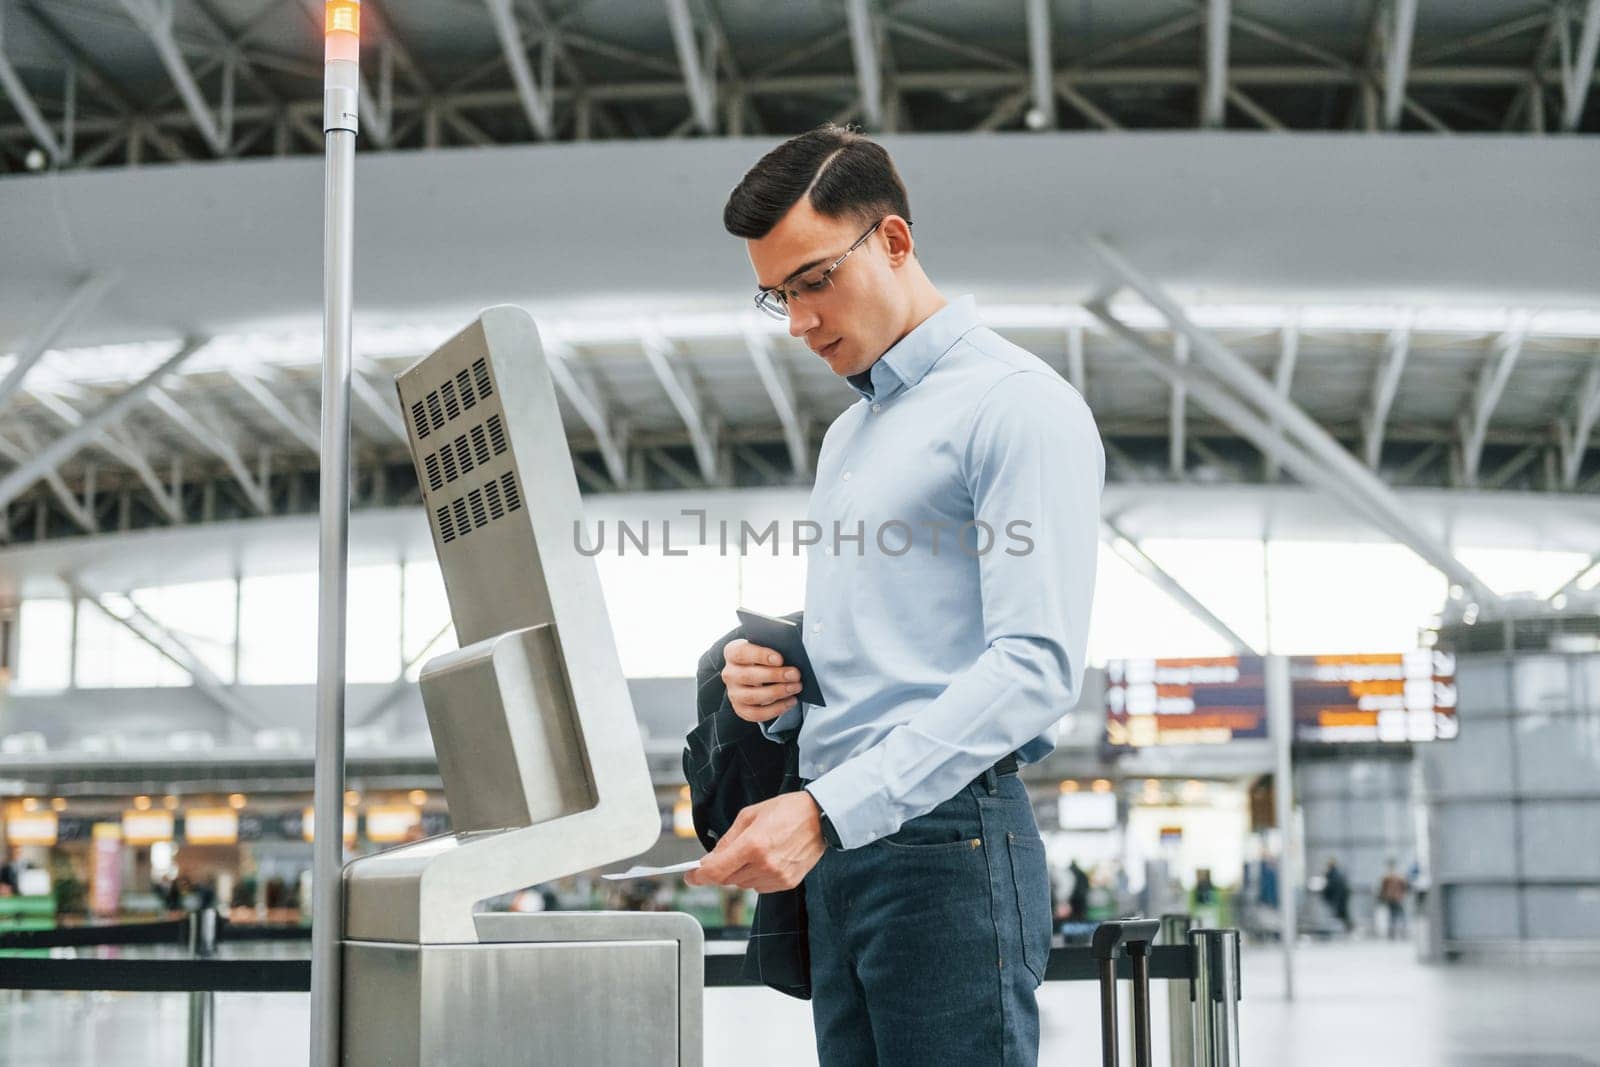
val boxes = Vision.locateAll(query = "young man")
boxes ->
[683,126,1103,1064]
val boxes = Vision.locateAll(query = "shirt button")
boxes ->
[812,623,824,635]
[871,403,881,413]
[842,471,852,481]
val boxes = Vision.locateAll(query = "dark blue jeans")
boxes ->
[803,772,1052,1066]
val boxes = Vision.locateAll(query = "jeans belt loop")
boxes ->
[981,766,1000,794]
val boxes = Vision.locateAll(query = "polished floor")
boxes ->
[1,939,1595,1065]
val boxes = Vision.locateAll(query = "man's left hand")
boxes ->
[684,791,825,893]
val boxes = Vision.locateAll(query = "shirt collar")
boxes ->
[849,295,981,402]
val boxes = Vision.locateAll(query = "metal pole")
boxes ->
[1160,914,1195,1067]
[310,4,360,1066]
[1266,653,1296,1000]
[1098,956,1120,1067]
[185,985,214,1067]
[1024,0,1056,128]
[1189,929,1241,1067]
[186,908,217,1067]
[1128,940,1154,1067]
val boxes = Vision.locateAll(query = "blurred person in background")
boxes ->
[1065,859,1090,922]
[1322,856,1353,933]
[1258,854,1280,911]
[1378,858,1410,940]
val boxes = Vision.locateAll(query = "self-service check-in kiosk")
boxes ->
[340,307,703,1065]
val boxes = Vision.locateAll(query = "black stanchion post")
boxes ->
[1128,938,1153,1067]
[187,909,218,1067]
[1098,953,1120,1067]
[1092,917,1162,1067]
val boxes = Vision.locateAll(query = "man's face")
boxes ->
[746,199,908,379]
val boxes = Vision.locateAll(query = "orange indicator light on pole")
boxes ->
[325,0,360,71]
[326,0,360,37]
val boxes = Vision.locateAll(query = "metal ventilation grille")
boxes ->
[420,414,509,490]
[409,354,518,551]
[455,368,477,411]
[425,470,526,546]
[411,358,499,446]
[500,470,522,511]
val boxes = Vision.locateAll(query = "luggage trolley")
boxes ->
[339,307,703,1065]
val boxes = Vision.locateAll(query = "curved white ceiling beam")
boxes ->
[1,134,1595,351]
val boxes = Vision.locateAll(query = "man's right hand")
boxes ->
[722,639,804,724]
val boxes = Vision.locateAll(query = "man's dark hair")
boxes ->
[723,125,911,239]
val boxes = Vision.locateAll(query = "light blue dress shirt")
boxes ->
[764,295,1104,850]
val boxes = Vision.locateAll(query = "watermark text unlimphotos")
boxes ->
[573,509,1035,558]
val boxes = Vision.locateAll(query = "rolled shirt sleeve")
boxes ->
[803,372,1103,849]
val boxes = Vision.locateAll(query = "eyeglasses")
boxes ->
[753,219,883,321]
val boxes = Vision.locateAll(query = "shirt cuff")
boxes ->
[801,755,893,850]
[758,701,804,742]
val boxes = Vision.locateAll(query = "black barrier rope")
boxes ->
[0,918,311,951]
[0,941,1195,993]
[0,958,311,993]
[1045,943,1193,982]
[214,921,312,943]
[0,919,190,951]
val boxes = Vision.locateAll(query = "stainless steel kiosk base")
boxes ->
[338,309,697,1065]
[343,911,703,1066]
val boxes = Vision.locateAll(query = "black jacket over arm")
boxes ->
[682,614,810,1000]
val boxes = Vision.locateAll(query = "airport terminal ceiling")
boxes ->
[0,0,1596,568]
[0,0,1597,165]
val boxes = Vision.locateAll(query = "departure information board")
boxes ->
[1104,650,1459,747]
[1104,655,1268,748]
[1289,650,1458,743]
